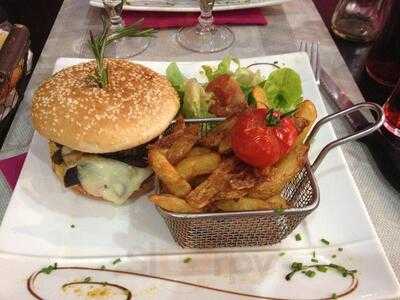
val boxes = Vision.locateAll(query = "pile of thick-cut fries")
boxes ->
[148,100,317,213]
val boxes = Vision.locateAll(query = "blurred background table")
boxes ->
[0,0,399,292]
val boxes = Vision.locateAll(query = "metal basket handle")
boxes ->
[305,102,384,172]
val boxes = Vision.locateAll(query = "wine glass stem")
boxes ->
[110,15,123,30]
[198,0,215,33]
[103,0,124,31]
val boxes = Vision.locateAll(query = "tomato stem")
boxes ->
[265,109,280,126]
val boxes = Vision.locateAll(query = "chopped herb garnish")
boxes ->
[338,247,343,252]
[279,252,285,257]
[274,208,285,215]
[321,238,330,245]
[304,270,316,278]
[332,293,337,299]
[112,258,121,265]
[183,257,192,263]
[40,263,58,275]
[311,258,318,263]
[290,262,303,271]
[100,265,106,270]
[70,224,75,228]
[316,265,328,272]
[331,254,337,259]
[312,251,316,258]
[295,233,302,241]
[285,262,356,281]
[84,276,91,282]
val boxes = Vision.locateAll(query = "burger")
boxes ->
[31,59,179,204]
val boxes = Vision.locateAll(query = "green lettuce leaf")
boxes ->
[181,79,214,119]
[263,67,302,113]
[233,67,263,88]
[201,56,238,81]
[166,62,185,94]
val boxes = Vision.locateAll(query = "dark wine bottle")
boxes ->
[365,0,400,87]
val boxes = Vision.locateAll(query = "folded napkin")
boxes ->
[122,8,267,28]
[0,153,27,190]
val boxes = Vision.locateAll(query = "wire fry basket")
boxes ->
[155,103,384,249]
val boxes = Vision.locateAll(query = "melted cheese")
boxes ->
[77,155,152,204]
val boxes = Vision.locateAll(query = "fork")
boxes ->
[296,40,321,84]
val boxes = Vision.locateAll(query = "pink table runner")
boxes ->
[0,153,27,190]
[122,8,268,28]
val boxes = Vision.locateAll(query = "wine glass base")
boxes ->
[176,25,234,53]
[104,37,150,59]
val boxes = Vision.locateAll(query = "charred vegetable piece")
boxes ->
[64,166,80,187]
[52,149,64,165]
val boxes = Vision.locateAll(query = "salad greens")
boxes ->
[166,63,214,119]
[263,67,303,114]
[182,79,214,119]
[165,56,303,118]
[202,56,263,100]
[166,62,185,97]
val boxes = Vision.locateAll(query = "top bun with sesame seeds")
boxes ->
[32,59,180,153]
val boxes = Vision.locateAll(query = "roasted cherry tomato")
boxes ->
[231,109,299,168]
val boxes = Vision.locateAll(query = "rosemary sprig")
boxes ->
[88,17,156,88]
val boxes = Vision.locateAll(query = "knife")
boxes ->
[319,67,400,193]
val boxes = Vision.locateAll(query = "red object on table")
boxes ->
[122,9,267,28]
[0,153,27,190]
[384,79,400,137]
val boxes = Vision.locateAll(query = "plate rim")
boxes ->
[89,0,292,12]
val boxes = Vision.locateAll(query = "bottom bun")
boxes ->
[51,157,154,203]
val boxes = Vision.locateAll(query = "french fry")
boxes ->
[187,147,212,157]
[148,148,191,198]
[150,194,200,213]
[151,117,186,149]
[294,100,317,145]
[218,134,232,154]
[216,197,265,212]
[186,158,237,209]
[199,116,238,148]
[216,195,287,212]
[265,194,288,209]
[176,152,221,180]
[248,144,309,200]
[167,124,200,165]
[214,189,249,201]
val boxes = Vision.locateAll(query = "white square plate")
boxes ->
[0,53,398,299]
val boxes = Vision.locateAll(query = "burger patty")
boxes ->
[49,141,154,204]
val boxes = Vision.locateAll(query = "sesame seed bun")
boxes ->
[32,59,179,153]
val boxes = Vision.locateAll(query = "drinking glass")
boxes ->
[176,0,234,53]
[331,0,391,42]
[102,0,150,58]
[383,78,400,137]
